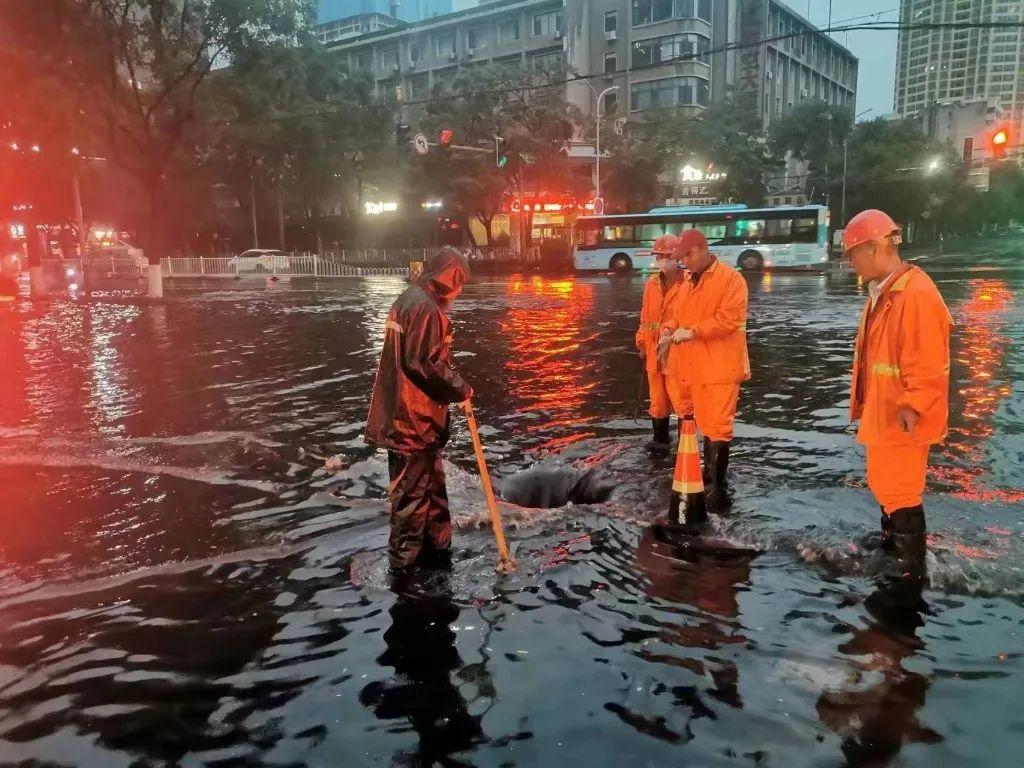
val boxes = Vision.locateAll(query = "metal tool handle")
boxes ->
[462,400,516,572]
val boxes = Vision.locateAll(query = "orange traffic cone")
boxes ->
[667,416,708,527]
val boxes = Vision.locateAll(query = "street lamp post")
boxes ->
[594,85,619,202]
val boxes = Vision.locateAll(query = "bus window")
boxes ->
[602,225,635,243]
[765,218,792,241]
[637,222,685,242]
[792,217,818,242]
[580,227,599,247]
[688,221,726,243]
[730,219,765,243]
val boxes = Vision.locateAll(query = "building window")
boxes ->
[604,92,619,114]
[605,53,617,74]
[355,51,372,70]
[605,11,618,33]
[498,17,520,43]
[380,46,400,72]
[530,49,564,75]
[407,73,429,100]
[631,76,709,110]
[533,10,563,37]
[633,33,710,67]
[435,34,456,59]
[409,39,424,64]
[467,27,487,50]
[632,0,712,26]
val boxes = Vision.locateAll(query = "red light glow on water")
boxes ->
[503,277,599,452]
[931,279,1021,505]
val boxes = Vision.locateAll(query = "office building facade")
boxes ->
[326,0,857,124]
[316,0,454,44]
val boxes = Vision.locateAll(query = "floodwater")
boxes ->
[0,243,1022,767]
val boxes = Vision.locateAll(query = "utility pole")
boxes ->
[841,138,848,226]
[249,157,259,249]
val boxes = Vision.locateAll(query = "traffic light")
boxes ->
[438,129,454,148]
[992,127,1009,160]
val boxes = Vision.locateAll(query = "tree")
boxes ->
[415,65,584,247]
[3,0,316,294]
[201,42,386,251]
[770,101,853,203]
[605,97,781,209]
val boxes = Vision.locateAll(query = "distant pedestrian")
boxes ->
[365,247,473,577]
[844,209,952,575]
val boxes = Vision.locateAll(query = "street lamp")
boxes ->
[591,84,619,202]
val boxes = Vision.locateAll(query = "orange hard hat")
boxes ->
[673,228,708,258]
[651,234,679,257]
[843,209,901,253]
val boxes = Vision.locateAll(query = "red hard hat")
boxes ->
[673,228,708,258]
[651,234,679,256]
[843,209,900,253]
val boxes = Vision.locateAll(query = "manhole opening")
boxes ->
[499,466,615,509]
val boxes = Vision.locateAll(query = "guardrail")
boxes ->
[161,255,411,279]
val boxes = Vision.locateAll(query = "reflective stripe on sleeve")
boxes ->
[872,362,901,377]
[386,320,403,334]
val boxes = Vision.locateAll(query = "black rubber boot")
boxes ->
[703,440,732,512]
[649,417,671,449]
[886,505,927,579]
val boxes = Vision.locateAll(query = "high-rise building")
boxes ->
[895,0,1024,141]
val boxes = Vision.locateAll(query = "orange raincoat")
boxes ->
[636,271,684,418]
[850,262,952,513]
[662,258,749,441]
[850,263,952,447]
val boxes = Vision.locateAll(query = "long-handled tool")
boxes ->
[462,400,516,573]
[632,356,646,423]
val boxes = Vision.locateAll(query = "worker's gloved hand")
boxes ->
[459,387,474,410]
[671,327,694,344]
[638,345,647,362]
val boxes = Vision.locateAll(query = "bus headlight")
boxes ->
[66,267,76,277]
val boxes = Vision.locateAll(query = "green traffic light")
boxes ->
[497,156,509,168]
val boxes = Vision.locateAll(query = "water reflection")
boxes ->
[359,582,486,765]
[502,277,598,453]
[934,279,1021,504]
[817,575,941,764]
[627,527,752,736]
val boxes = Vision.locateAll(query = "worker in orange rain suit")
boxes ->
[635,233,685,447]
[658,228,749,509]
[844,209,952,573]
[365,247,474,576]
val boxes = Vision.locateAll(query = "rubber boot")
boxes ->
[703,439,731,512]
[649,417,671,451]
[886,504,927,580]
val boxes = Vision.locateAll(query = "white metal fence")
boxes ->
[161,255,411,279]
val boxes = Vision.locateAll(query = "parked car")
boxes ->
[230,249,289,272]
[86,244,148,271]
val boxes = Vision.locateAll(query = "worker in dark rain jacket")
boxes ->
[365,247,473,575]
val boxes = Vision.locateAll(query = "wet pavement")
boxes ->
[0,241,1023,767]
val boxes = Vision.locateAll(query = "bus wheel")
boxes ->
[739,251,764,272]
[609,254,633,273]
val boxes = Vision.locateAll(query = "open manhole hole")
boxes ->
[499,466,616,509]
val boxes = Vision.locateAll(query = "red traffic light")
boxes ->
[438,129,454,147]
[993,129,1008,147]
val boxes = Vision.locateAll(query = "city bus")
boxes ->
[572,204,830,273]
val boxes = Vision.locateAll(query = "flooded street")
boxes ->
[1,242,1023,767]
